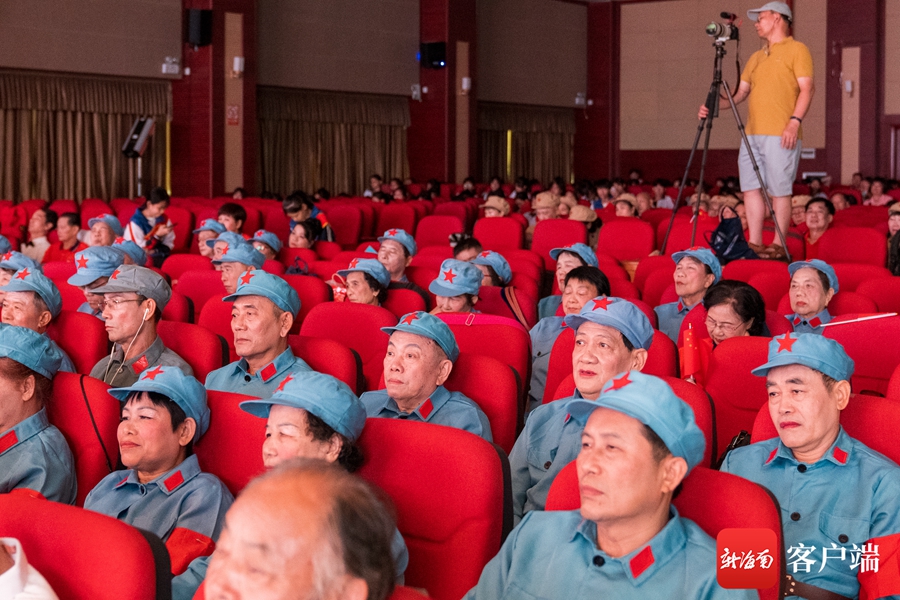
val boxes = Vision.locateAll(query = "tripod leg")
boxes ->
[721,80,793,262]
[660,118,706,254]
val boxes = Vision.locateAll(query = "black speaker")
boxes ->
[420,42,447,69]
[186,9,213,47]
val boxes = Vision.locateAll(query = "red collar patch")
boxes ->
[564,413,571,424]
[163,471,185,493]
[792,316,801,326]
[833,446,848,464]
[809,317,822,328]
[419,398,434,419]
[676,301,684,312]
[630,546,655,579]
[260,363,278,382]
[0,430,19,453]
[765,447,778,464]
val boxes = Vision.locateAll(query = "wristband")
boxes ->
[790,116,802,124]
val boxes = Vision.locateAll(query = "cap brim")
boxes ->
[67,271,109,286]
[750,354,847,381]
[89,281,137,295]
[238,399,272,418]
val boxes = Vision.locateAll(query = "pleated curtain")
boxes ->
[0,70,170,201]
[258,87,410,196]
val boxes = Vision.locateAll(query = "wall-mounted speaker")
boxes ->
[420,42,447,69]
[186,9,213,47]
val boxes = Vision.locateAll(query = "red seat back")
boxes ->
[476,286,538,330]
[173,270,227,313]
[261,259,286,275]
[531,220,588,269]
[443,354,519,454]
[545,463,783,600]
[0,495,165,600]
[632,255,675,293]
[824,314,900,396]
[357,419,506,600]
[46,310,108,374]
[596,218,655,261]
[271,273,331,330]
[55,278,88,312]
[473,217,525,251]
[197,297,237,361]
[43,260,77,280]
[157,320,229,381]
[46,372,118,506]
[818,227,887,266]
[433,202,469,230]
[162,290,194,323]
[299,303,396,391]
[79,200,114,229]
[383,287,428,318]
[642,267,675,308]
[164,206,194,252]
[195,390,266,497]
[414,215,463,249]
[722,258,789,283]
[831,262,893,292]
[288,335,362,394]
[437,313,531,409]
[319,205,362,249]
[657,218,717,254]
[704,336,771,456]
[279,247,319,269]
[857,278,900,314]
[376,204,418,238]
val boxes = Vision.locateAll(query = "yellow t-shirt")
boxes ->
[741,37,814,137]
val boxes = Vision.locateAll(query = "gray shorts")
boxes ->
[738,135,801,197]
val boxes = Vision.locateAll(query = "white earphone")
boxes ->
[144,307,151,319]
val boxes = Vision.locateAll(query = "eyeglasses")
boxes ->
[99,298,142,311]
[705,316,743,334]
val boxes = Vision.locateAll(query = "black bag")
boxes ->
[704,208,758,264]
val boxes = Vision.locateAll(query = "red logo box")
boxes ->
[716,528,779,589]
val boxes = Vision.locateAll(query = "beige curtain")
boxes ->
[258,87,410,196]
[477,129,506,183]
[0,71,170,202]
[478,102,575,185]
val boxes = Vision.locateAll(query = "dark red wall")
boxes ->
[171,0,257,197]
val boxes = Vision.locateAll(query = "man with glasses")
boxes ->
[68,246,125,320]
[89,265,192,386]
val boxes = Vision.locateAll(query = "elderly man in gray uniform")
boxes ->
[89,265,192,386]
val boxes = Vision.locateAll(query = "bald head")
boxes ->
[205,459,395,600]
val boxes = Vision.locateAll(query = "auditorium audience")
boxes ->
[21,208,56,264]
[42,213,86,264]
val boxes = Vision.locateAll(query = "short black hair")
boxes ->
[453,237,483,258]
[59,212,80,228]
[703,279,766,336]
[283,191,315,215]
[126,390,193,455]
[295,218,323,242]
[305,411,364,472]
[148,187,170,206]
[362,272,389,304]
[39,208,58,230]
[564,266,611,297]
[218,202,247,225]
[806,197,835,216]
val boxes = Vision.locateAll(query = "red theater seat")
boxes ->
[288,335,362,394]
[415,215,463,248]
[164,205,194,252]
[281,274,333,330]
[46,372,119,506]
[383,287,428,318]
[473,217,525,251]
[174,270,227,312]
[194,390,266,497]
[377,204,418,238]
[162,290,194,323]
[42,261,77,280]
[358,419,509,600]
[596,218,655,261]
[824,314,900,396]
[476,286,538,330]
[160,254,213,285]
[632,255,675,293]
[818,227,887,267]
[46,310,108,374]
[831,262,892,292]
[158,320,229,381]
[545,463,783,600]
[319,205,362,250]
[857,277,900,314]
[531,220,588,269]
[704,336,771,457]
[0,495,169,600]
[300,303,396,391]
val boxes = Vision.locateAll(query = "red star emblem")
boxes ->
[239,271,254,286]
[388,229,398,236]
[255,230,264,237]
[591,297,612,311]
[143,366,165,380]
[609,372,632,391]
[76,254,89,269]
[15,268,29,280]
[349,258,360,268]
[687,246,702,251]
[443,269,456,283]
[115,237,125,244]
[401,312,420,325]
[110,268,120,280]
[276,374,294,392]
[479,251,491,258]
[1,252,12,262]
[776,333,796,353]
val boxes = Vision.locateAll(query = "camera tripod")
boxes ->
[659,39,792,261]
